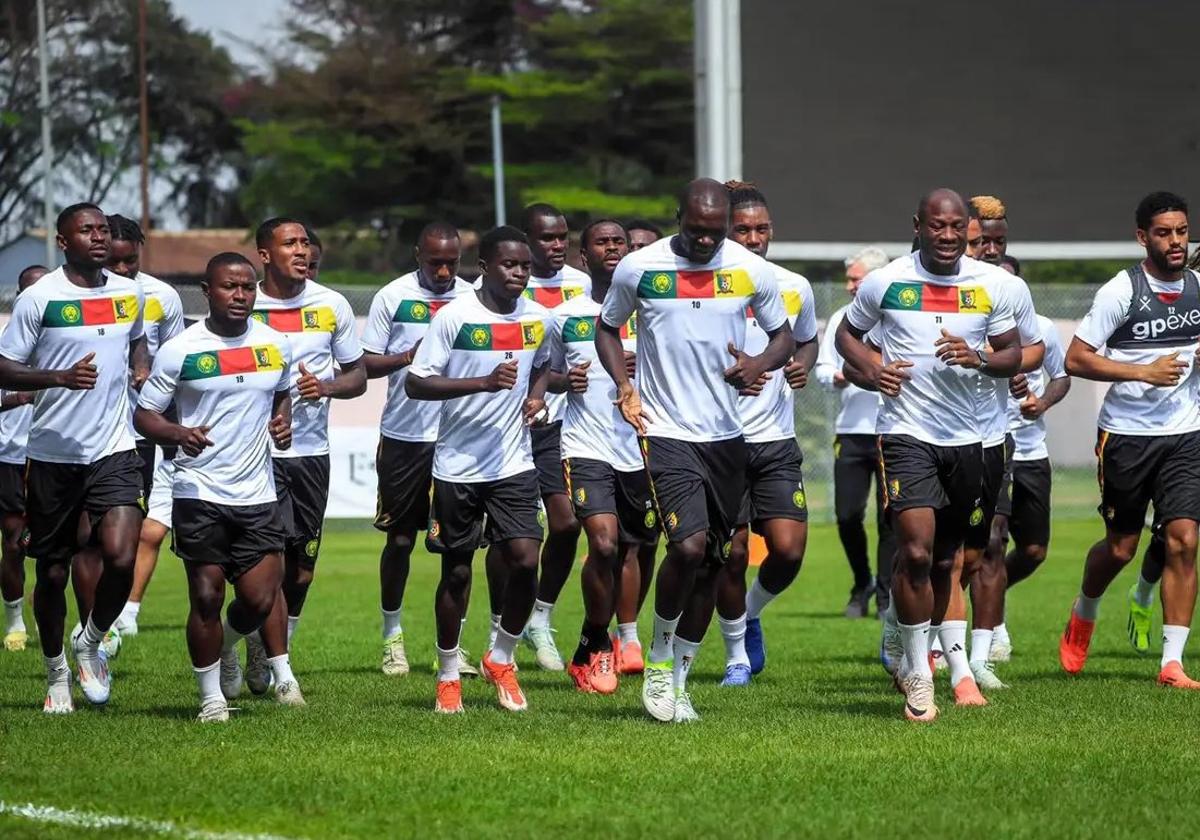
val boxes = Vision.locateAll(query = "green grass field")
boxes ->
[2,518,1198,839]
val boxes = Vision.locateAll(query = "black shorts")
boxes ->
[273,455,331,570]
[966,435,1013,549]
[26,449,144,566]
[1010,458,1052,547]
[1096,429,1200,533]
[0,462,25,514]
[879,434,983,528]
[531,422,567,497]
[641,436,747,555]
[373,437,434,534]
[737,438,808,529]
[172,498,286,582]
[427,470,544,553]
[992,435,1017,519]
[562,457,658,545]
[136,439,157,501]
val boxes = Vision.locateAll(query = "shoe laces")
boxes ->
[594,651,614,675]
[644,667,671,698]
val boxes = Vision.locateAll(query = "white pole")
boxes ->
[36,0,54,266]
[723,0,742,182]
[693,0,708,178]
[704,0,726,179]
[490,95,506,226]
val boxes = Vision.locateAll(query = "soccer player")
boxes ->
[1059,191,1200,689]
[837,188,1024,722]
[101,215,185,638]
[968,196,1009,267]
[596,178,793,722]
[135,252,299,719]
[406,225,552,714]
[0,265,45,652]
[708,181,817,686]
[245,217,365,691]
[626,219,663,252]
[548,219,656,694]
[816,246,893,618]
[361,222,476,677]
[0,202,148,713]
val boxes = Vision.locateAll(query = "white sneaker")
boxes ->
[900,671,938,722]
[74,646,111,705]
[672,689,699,723]
[220,648,244,699]
[881,613,903,676]
[244,634,273,695]
[641,661,675,722]
[457,647,480,679]
[970,659,1010,690]
[274,680,306,706]
[43,679,74,714]
[523,625,564,671]
[381,631,409,676]
[990,633,1012,662]
[101,626,122,660]
[197,698,230,723]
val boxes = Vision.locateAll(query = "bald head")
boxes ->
[675,178,731,264]
[678,178,731,216]
[917,188,967,223]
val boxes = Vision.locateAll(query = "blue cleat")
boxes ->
[745,617,766,675]
[720,663,752,686]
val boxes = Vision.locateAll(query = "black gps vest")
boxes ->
[1106,264,1200,350]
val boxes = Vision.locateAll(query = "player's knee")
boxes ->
[588,533,620,568]
[898,542,932,576]
[1021,543,1047,570]
[37,561,70,592]
[548,511,581,540]
[387,529,416,554]
[442,562,472,592]
[672,532,708,569]
[1165,531,1199,567]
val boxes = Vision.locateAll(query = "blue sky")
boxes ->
[170,0,287,71]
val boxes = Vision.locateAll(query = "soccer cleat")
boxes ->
[567,660,595,693]
[672,690,699,723]
[435,679,465,713]
[1157,661,1200,690]
[1127,584,1152,656]
[880,615,903,676]
[43,680,74,714]
[930,649,947,673]
[480,652,527,711]
[457,647,480,679]
[274,680,306,706]
[641,660,675,722]
[101,627,122,660]
[523,625,564,671]
[720,663,751,687]
[75,648,111,706]
[197,698,230,723]
[617,639,644,675]
[900,671,938,722]
[875,587,891,618]
[990,631,1013,663]
[219,648,244,700]
[952,676,988,707]
[1059,610,1095,674]
[4,629,28,652]
[587,650,618,695]
[381,631,410,676]
[745,617,766,674]
[844,581,876,618]
[970,659,1009,690]
[244,634,273,695]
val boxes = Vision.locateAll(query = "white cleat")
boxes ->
[457,647,480,679]
[900,672,938,722]
[43,680,74,714]
[672,690,700,723]
[101,626,122,660]
[641,662,676,722]
[74,647,111,706]
[523,625,564,671]
[244,634,273,695]
[990,635,1012,663]
[197,698,230,723]
[220,648,244,700]
[274,680,306,706]
[381,631,410,676]
[970,660,1010,690]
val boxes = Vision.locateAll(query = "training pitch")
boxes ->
[1,519,1197,839]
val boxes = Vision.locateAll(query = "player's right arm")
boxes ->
[814,309,847,389]
[834,274,912,397]
[405,307,516,400]
[360,286,416,379]
[133,343,212,456]
[597,260,648,433]
[0,293,97,391]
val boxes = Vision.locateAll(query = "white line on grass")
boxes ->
[0,801,302,840]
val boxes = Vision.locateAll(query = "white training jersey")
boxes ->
[0,396,31,466]
[738,263,817,443]
[0,267,144,464]
[1010,315,1067,461]
[139,320,292,505]
[978,272,1043,447]
[131,271,186,441]
[600,237,787,443]
[251,280,363,457]
[815,304,882,436]
[548,294,642,471]
[844,253,1018,446]
[409,292,553,483]
[525,265,592,423]
[1075,269,1200,435]
[361,272,474,443]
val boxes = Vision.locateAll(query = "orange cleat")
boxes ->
[1158,661,1200,690]
[481,652,527,711]
[435,679,463,714]
[617,639,644,675]
[588,650,618,695]
[567,660,595,693]
[952,676,988,707]
[611,633,623,670]
[1059,610,1095,674]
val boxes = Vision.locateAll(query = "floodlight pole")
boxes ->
[36,0,54,266]
[491,95,506,226]
[138,0,151,236]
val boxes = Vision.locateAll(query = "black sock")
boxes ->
[573,622,611,665]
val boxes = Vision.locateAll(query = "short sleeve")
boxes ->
[1007,279,1042,345]
[600,257,638,329]
[331,294,364,365]
[408,307,455,379]
[533,316,553,368]
[748,261,786,333]
[360,286,394,355]
[1042,321,1068,380]
[1075,274,1133,349]
[547,314,567,372]
[0,293,44,364]
[814,307,844,387]
[985,278,1017,337]
[160,288,186,345]
[792,279,818,343]
[276,335,294,392]
[137,343,181,412]
[844,272,886,333]
[128,286,146,342]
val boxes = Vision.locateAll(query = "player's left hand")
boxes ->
[724,342,770,394]
[1019,394,1046,420]
[269,414,292,449]
[934,329,982,368]
[567,361,591,393]
[1009,373,1029,399]
[297,361,325,400]
[523,397,548,426]
[784,359,808,390]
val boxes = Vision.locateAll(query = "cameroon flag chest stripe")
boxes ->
[180,344,285,380]
[452,320,545,351]
[524,286,585,307]
[43,295,139,328]
[251,306,337,332]
[563,315,636,342]
[637,269,755,299]
[393,298,451,324]
[881,282,992,314]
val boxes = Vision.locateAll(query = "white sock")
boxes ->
[529,599,554,630]
[488,614,501,650]
[436,646,460,681]
[4,597,24,633]
[491,626,520,665]
[900,620,932,679]
[617,622,639,646]
[930,632,944,655]
[79,615,105,649]
[268,653,296,686]
[194,660,223,705]
[120,600,141,621]
[673,636,701,692]
[286,615,300,647]
[718,613,749,668]
[939,621,971,687]
[1074,592,1101,621]
[745,577,777,620]
[970,629,994,665]
[1134,574,1156,608]
[648,611,680,664]
[45,652,69,685]
[221,617,246,654]
[381,607,402,640]
[993,622,1010,646]
[1162,624,1190,668]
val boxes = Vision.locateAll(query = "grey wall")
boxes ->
[0,236,56,297]
[741,1,1200,243]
